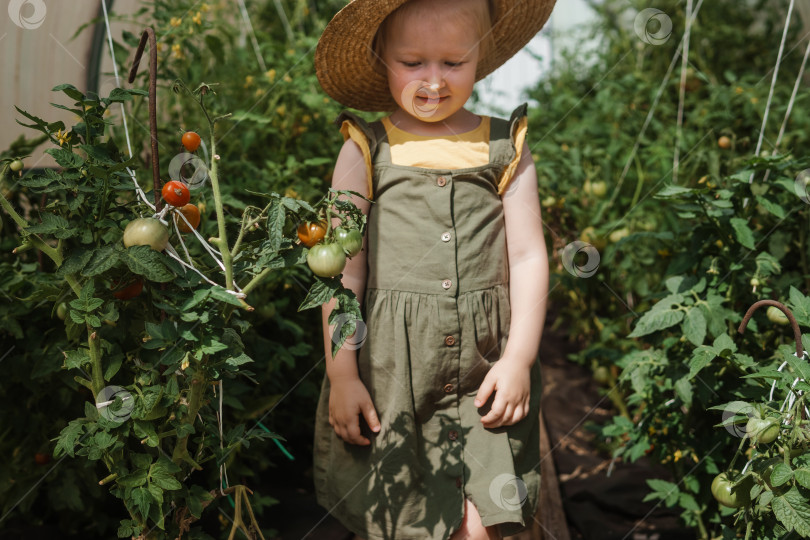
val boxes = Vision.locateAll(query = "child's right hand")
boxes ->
[328,377,381,446]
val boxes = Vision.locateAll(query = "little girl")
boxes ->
[312,0,554,538]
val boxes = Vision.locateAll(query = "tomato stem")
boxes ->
[88,327,105,396]
[172,374,207,470]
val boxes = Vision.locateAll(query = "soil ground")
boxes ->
[267,329,698,540]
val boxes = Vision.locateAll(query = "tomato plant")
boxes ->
[0,68,364,538]
[161,180,191,207]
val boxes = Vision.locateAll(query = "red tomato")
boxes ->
[34,452,51,465]
[112,278,144,300]
[162,180,191,207]
[182,131,202,152]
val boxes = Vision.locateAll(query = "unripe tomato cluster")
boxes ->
[298,220,364,278]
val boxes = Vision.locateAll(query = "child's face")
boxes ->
[380,5,480,123]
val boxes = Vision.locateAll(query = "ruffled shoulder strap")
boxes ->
[489,103,529,196]
[335,110,379,200]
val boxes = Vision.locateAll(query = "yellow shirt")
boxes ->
[339,113,527,200]
[381,116,491,169]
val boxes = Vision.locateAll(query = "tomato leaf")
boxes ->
[772,486,810,536]
[209,285,244,307]
[729,217,756,250]
[131,487,152,520]
[54,419,85,458]
[265,198,286,252]
[226,353,253,367]
[628,308,684,338]
[783,348,810,383]
[149,456,182,491]
[70,280,104,312]
[63,348,91,370]
[45,147,85,169]
[794,468,810,490]
[674,376,693,407]
[771,463,794,487]
[299,278,340,312]
[26,212,77,239]
[81,244,119,276]
[123,246,175,282]
[682,307,707,346]
[52,83,86,101]
[117,469,148,488]
[788,286,810,327]
[57,248,93,277]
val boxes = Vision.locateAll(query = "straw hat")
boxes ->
[315,0,557,111]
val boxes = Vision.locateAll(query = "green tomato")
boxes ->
[56,302,67,321]
[608,228,630,244]
[335,227,363,257]
[590,181,607,198]
[307,242,347,278]
[747,417,780,444]
[123,218,169,251]
[766,306,790,326]
[9,159,23,172]
[593,366,611,385]
[711,472,751,508]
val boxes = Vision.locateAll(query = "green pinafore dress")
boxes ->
[313,103,542,540]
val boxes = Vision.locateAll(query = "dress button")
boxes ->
[448,429,459,441]
[441,232,451,242]
[441,279,452,289]
[443,383,454,393]
[437,176,447,187]
[456,476,463,488]
[444,335,456,346]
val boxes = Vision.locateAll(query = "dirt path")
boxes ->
[538,330,694,540]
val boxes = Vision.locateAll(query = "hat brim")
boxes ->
[315,0,557,111]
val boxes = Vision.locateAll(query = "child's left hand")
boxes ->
[474,360,532,428]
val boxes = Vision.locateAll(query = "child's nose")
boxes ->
[424,64,445,89]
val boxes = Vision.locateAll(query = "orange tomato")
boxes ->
[174,203,201,233]
[182,131,202,152]
[297,221,327,247]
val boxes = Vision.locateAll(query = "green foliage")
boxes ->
[534,0,810,536]
[0,1,362,537]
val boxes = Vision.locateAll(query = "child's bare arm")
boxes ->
[499,140,549,366]
[475,141,549,428]
[321,137,381,445]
